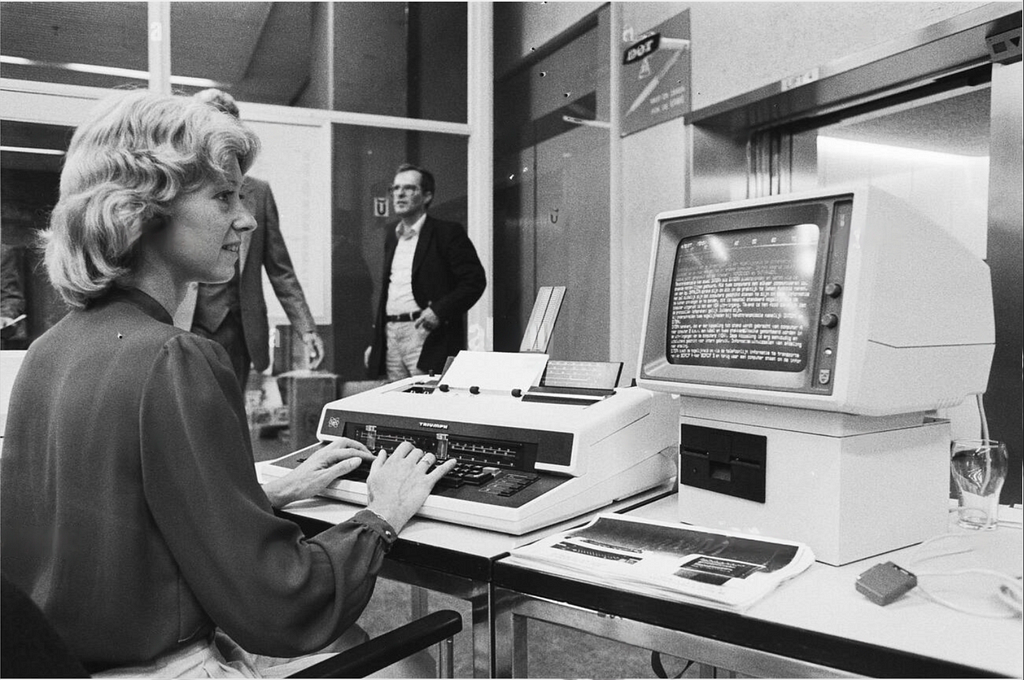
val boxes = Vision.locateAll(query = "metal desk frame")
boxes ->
[280,509,495,677]
[276,485,674,678]
[275,480,1021,678]
[489,499,1023,678]
[490,567,993,678]
[492,587,853,678]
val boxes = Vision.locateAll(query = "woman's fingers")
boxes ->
[389,441,416,459]
[336,436,371,453]
[312,441,373,466]
[368,441,460,480]
[323,456,362,479]
[427,458,458,481]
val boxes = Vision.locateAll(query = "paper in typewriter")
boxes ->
[506,514,815,611]
[441,351,549,393]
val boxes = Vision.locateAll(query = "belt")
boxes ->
[385,310,421,322]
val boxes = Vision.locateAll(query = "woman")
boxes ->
[0,90,456,676]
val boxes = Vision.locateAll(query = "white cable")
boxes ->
[908,533,973,570]
[997,581,1024,614]
[976,393,990,442]
[911,569,1022,618]
[906,534,1023,617]
[912,584,1020,618]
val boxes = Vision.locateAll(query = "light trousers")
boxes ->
[385,321,429,382]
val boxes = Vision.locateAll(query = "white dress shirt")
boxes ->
[386,213,427,316]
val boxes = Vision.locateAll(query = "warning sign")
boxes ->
[619,11,691,137]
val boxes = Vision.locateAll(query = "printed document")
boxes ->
[506,514,815,611]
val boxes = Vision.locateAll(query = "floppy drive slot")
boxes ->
[679,424,766,503]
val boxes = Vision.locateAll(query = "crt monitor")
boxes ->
[636,185,994,416]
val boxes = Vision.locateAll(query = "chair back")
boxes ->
[1,572,89,678]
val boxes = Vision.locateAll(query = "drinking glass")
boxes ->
[950,439,1008,530]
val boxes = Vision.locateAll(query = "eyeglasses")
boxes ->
[390,184,421,195]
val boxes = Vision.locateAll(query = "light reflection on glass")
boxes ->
[706,234,729,261]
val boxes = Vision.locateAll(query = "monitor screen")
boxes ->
[637,186,993,416]
[668,223,821,373]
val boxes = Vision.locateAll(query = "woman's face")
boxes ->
[152,158,256,285]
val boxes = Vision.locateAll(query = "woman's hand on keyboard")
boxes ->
[262,438,373,508]
[365,441,458,533]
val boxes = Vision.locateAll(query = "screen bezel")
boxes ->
[639,197,850,395]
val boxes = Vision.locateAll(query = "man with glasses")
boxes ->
[367,163,486,382]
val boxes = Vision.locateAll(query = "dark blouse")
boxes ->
[0,288,395,672]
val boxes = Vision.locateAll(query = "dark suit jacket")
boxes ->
[193,176,316,372]
[368,216,486,377]
[1,244,27,346]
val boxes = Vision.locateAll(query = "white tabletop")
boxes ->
[627,495,1024,677]
[261,457,1022,676]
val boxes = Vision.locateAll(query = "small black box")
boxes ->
[855,561,917,606]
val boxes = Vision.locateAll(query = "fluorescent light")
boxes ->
[170,75,228,88]
[0,56,226,88]
[61,62,150,80]
[818,135,982,164]
[0,146,65,156]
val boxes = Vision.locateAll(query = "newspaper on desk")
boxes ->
[505,514,815,611]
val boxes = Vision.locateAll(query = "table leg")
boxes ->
[382,561,492,678]
[411,584,430,619]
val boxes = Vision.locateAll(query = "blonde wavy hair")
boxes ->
[43,90,261,308]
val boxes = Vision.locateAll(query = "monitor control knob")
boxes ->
[820,313,839,328]
[825,283,843,298]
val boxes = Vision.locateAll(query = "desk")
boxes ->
[492,496,1023,678]
[257,459,672,677]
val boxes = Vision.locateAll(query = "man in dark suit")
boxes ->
[367,163,486,381]
[176,89,324,389]
[1,244,28,349]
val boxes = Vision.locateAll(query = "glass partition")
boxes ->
[330,2,467,121]
[0,2,148,89]
[166,2,467,121]
[168,2,320,104]
[1,121,74,349]
[331,124,468,380]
